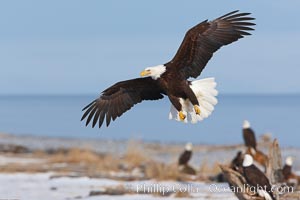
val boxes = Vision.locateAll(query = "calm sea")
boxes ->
[0,95,299,147]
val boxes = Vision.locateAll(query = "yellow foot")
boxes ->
[194,105,201,115]
[179,111,186,121]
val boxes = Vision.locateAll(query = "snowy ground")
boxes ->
[0,172,239,200]
[0,133,299,199]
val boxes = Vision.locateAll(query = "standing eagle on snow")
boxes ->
[81,10,255,128]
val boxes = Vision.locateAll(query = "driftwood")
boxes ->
[220,165,263,200]
[220,139,296,200]
[266,139,284,184]
[266,139,285,200]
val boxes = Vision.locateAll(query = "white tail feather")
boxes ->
[257,189,273,200]
[169,77,218,124]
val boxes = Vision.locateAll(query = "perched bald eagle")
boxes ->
[178,143,196,175]
[282,156,299,185]
[242,120,269,169]
[81,10,255,128]
[243,120,257,150]
[243,154,275,200]
[178,143,193,166]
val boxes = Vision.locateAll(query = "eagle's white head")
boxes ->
[243,120,251,129]
[185,142,193,151]
[243,154,253,167]
[285,156,293,166]
[140,65,166,80]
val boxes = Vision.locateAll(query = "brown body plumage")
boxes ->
[243,127,257,150]
[178,150,192,166]
[243,165,275,200]
[282,165,297,181]
[81,11,255,128]
[243,154,275,200]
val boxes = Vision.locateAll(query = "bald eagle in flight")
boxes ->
[81,10,255,128]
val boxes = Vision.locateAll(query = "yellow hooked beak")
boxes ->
[140,70,151,77]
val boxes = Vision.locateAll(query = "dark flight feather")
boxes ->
[81,77,164,128]
[165,10,255,79]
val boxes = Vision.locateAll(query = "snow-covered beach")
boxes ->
[0,172,239,200]
[0,133,299,200]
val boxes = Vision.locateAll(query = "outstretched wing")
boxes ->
[81,77,164,128]
[165,10,255,79]
[243,127,257,149]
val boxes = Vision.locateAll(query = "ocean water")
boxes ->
[0,94,299,147]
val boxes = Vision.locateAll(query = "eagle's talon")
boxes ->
[194,105,201,115]
[179,111,186,121]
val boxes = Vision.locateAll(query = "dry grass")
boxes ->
[47,148,121,173]
[0,143,205,181]
[121,140,183,181]
[0,142,152,179]
[0,140,224,182]
[122,140,149,167]
[198,159,221,176]
[0,163,47,173]
[48,148,101,164]
[0,148,120,174]
[145,161,182,181]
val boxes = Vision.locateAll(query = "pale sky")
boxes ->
[0,0,299,95]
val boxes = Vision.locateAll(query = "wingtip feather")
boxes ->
[82,100,96,111]
[217,10,238,20]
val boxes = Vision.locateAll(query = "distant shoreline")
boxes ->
[0,132,299,164]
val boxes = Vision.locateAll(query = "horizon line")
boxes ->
[0,93,300,97]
